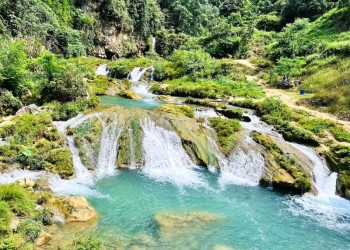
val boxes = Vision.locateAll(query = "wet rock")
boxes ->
[157,95,178,102]
[119,90,142,100]
[36,231,52,246]
[48,196,97,223]
[16,178,36,188]
[16,104,41,116]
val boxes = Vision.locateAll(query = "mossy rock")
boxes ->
[157,104,194,118]
[45,148,74,178]
[252,131,312,194]
[209,117,241,155]
[118,90,142,100]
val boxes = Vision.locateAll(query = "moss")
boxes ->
[89,75,116,95]
[157,104,194,118]
[0,184,36,216]
[117,119,143,168]
[118,90,142,100]
[209,117,241,155]
[45,148,74,178]
[252,131,312,194]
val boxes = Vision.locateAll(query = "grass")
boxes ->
[151,77,265,99]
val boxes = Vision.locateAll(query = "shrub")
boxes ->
[0,184,36,216]
[0,202,12,237]
[0,91,22,116]
[18,219,43,243]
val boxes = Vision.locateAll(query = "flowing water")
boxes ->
[96,64,109,76]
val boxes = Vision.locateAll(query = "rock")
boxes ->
[49,196,97,223]
[16,178,36,188]
[119,90,142,100]
[155,211,219,231]
[157,95,178,102]
[213,245,234,250]
[36,231,52,246]
[10,219,20,232]
[16,104,41,116]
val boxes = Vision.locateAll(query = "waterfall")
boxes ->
[0,169,44,184]
[151,37,156,52]
[95,115,120,178]
[289,143,337,195]
[129,67,150,83]
[96,64,109,76]
[128,128,136,169]
[141,118,206,187]
[209,136,265,187]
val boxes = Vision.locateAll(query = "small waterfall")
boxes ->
[151,37,156,52]
[209,136,265,187]
[194,108,219,119]
[128,128,136,169]
[129,67,150,83]
[289,143,337,195]
[141,118,205,187]
[95,115,120,178]
[96,64,109,76]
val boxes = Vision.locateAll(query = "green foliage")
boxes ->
[18,219,43,243]
[0,184,36,216]
[273,57,307,77]
[0,39,29,96]
[256,14,282,31]
[0,202,12,237]
[209,117,241,154]
[151,77,265,99]
[48,100,88,121]
[155,30,189,57]
[0,91,22,116]
[69,234,103,250]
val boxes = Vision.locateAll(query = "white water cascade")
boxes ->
[95,115,120,178]
[0,169,45,184]
[151,37,156,52]
[96,64,109,76]
[49,113,120,197]
[128,66,156,99]
[209,136,265,187]
[141,118,206,187]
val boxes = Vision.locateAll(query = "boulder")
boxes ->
[119,90,142,100]
[16,104,41,116]
[10,219,20,232]
[16,178,36,188]
[49,196,97,223]
[36,231,52,246]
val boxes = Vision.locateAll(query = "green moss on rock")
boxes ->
[252,131,312,194]
[157,104,194,118]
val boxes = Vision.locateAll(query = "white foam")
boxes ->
[96,64,109,76]
[141,118,206,187]
[194,108,219,119]
[0,169,45,184]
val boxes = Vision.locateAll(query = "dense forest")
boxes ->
[2,0,350,248]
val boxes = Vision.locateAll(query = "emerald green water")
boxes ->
[88,170,350,249]
[99,95,165,109]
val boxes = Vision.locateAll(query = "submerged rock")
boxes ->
[119,90,142,100]
[155,211,219,231]
[35,231,52,246]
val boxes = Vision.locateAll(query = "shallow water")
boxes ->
[88,170,350,249]
[99,95,164,109]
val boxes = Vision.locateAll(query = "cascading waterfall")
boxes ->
[49,113,120,197]
[128,66,156,99]
[141,118,206,187]
[95,115,120,178]
[151,37,156,52]
[96,64,109,76]
[128,128,136,169]
[208,136,265,187]
[0,169,44,184]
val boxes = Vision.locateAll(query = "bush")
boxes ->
[18,219,43,243]
[0,184,36,216]
[256,14,282,31]
[0,90,22,116]
[0,202,12,237]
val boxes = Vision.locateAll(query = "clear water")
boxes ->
[99,95,164,110]
[88,170,350,249]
